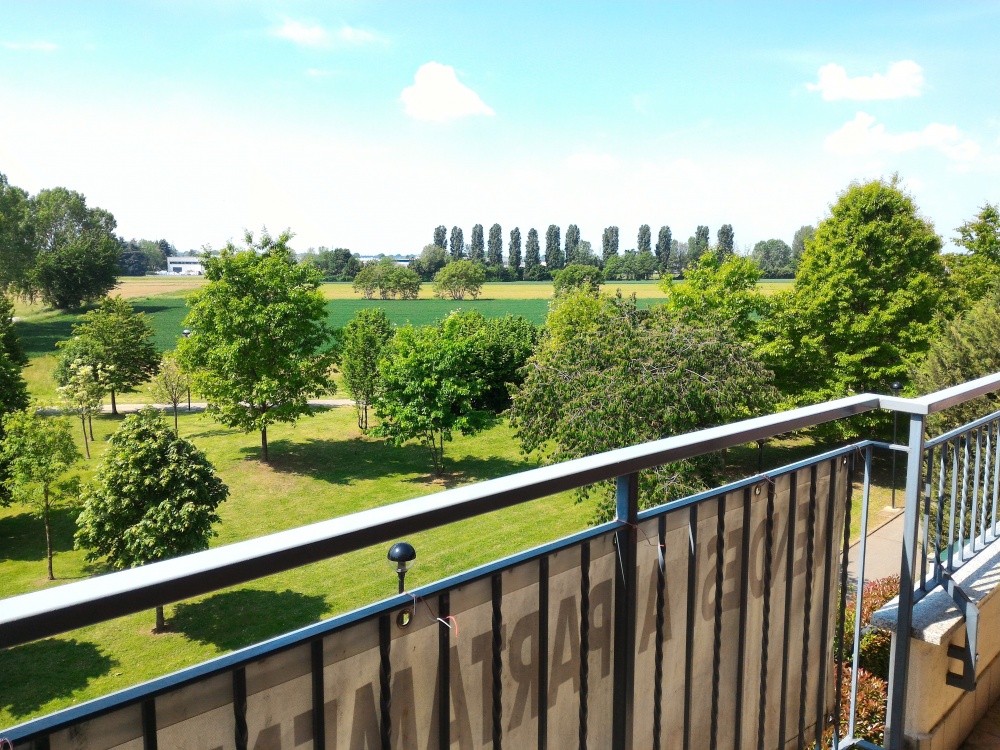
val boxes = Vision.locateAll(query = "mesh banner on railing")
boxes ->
[13,457,848,750]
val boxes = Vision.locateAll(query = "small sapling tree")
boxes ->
[341,309,395,432]
[148,353,190,434]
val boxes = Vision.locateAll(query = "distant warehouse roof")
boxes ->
[166,257,205,275]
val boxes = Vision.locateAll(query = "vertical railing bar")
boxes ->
[311,638,325,750]
[948,440,959,573]
[777,472,798,749]
[920,445,934,592]
[797,465,818,747]
[612,473,638,750]
[537,558,548,750]
[233,667,248,750]
[885,413,928,750]
[141,698,158,750]
[993,418,1000,536]
[683,503,698,750]
[834,453,856,747]
[848,446,873,741]
[971,427,982,554]
[815,459,839,747]
[710,494,727,750]
[980,423,993,547]
[755,480,776,750]
[959,433,970,565]
[438,592,451,750]
[653,516,666,750]
[379,614,391,750]
[935,443,947,585]
[492,573,504,750]
[734,487,752,750]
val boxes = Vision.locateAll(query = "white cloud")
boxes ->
[401,62,495,122]
[2,41,58,51]
[273,19,382,48]
[825,112,981,161]
[566,152,620,172]
[807,60,924,100]
[274,19,329,47]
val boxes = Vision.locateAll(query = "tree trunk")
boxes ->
[81,417,91,459]
[110,387,117,415]
[88,414,94,441]
[261,425,269,463]
[155,605,165,632]
[44,490,53,580]
[173,403,179,435]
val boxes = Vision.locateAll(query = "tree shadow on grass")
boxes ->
[170,589,329,652]
[14,317,80,357]
[249,437,534,486]
[0,638,117,717]
[0,507,81,562]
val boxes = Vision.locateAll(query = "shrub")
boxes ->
[553,264,604,295]
[824,667,887,746]
[433,260,486,300]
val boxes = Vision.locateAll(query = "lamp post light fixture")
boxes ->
[182,329,192,411]
[388,541,416,627]
[891,381,902,510]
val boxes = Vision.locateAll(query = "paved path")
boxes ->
[42,398,355,416]
[846,506,905,586]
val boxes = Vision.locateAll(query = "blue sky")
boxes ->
[2,2,998,255]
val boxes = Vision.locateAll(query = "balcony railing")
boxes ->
[3,373,1000,750]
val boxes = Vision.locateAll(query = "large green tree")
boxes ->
[693,225,711,258]
[433,259,486,300]
[1,408,80,579]
[655,225,672,273]
[0,173,36,294]
[449,226,465,260]
[791,225,815,273]
[0,295,29,504]
[716,224,735,260]
[508,228,522,277]
[373,315,490,475]
[177,230,336,462]
[433,225,447,249]
[759,178,946,416]
[70,296,159,414]
[945,203,1000,308]
[487,223,503,267]
[545,224,563,271]
[76,407,229,630]
[664,253,766,341]
[524,228,541,274]
[469,224,485,263]
[410,243,448,281]
[637,224,652,255]
[341,309,395,432]
[751,238,794,279]
[601,226,619,262]
[29,187,120,309]
[511,291,775,522]
[564,224,580,266]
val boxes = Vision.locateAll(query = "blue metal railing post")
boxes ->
[612,472,639,750]
[885,413,927,749]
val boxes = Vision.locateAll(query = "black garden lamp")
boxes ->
[387,541,416,594]
[182,329,192,410]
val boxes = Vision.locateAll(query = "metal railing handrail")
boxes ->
[0,393,880,650]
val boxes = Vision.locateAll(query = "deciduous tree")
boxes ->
[0,173,36,294]
[0,295,29,504]
[565,224,580,266]
[410,244,448,281]
[29,188,120,309]
[57,359,108,459]
[946,203,1000,308]
[751,238,794,279]
[508,228,522,278]
[602,226,619,262]
[716,224,735,261]
[655,225,672,273]
[433,259,486,300]
[664,253,766,341]
[148,354,191,434]
[487,223,503,267]
[469,224,485,263]
[553,264,604,295]
[373,316,490,475]
[0,408,79,579]
[637,224,652,255]
[433,225,447,249]
[524,228,541,274]
[511,292,775,522]
[545,224,563,271]
[341,309,395,432]
[177,230,336,462]
[791,225,815,273]
[71,296,159,414]
[759,178,945,423]
[449,226,465,260]
[76,407,229,630]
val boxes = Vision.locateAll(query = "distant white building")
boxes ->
[166,257,205,275]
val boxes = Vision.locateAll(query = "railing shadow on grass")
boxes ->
[169,588,329,652]
[0,638,117,717]
[247,436,536,487]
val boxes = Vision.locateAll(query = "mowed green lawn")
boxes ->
[0,406,594,727]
